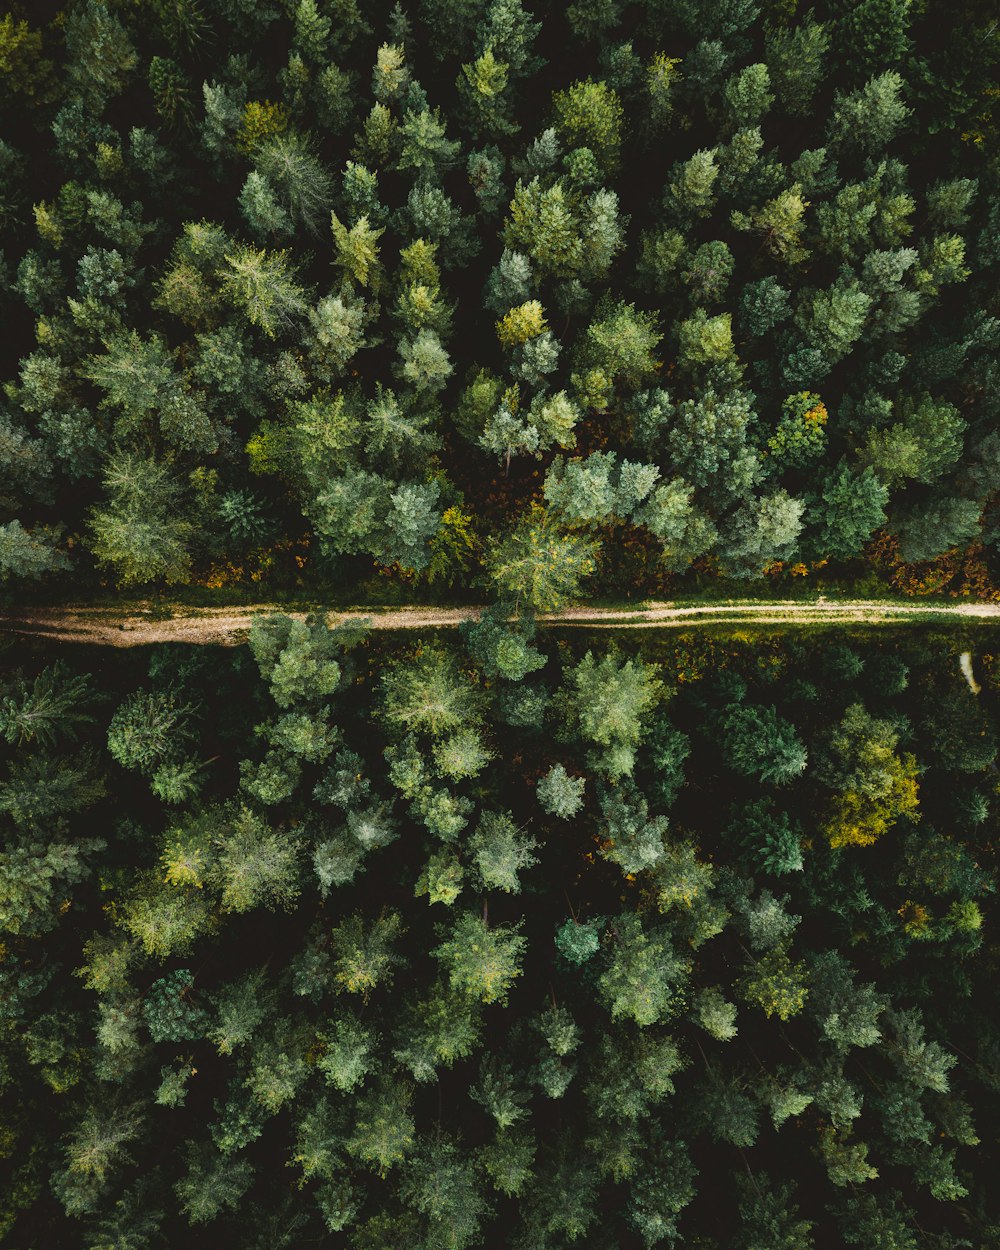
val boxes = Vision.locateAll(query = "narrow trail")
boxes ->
[2,600,999,647]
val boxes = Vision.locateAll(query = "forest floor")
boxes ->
[2,600,1000,646]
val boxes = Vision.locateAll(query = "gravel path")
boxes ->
[1,599,998,646]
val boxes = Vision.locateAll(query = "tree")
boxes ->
[64,0,137,105]
[0,14,55,103]
[627,1134,698,1246]
[401,1138,487,1250]
[381,481,442,570]
[663,148,719,222]
[555,916,601,964]
[732,185,809,264]
[837,1191,917,1250]
[739,890,800,953]
[767,392,828,471]
[381,646,483,738]
[724,63,773,127]
[496,298,546,347]
[483,505,598,612]
[119,872,214,958]
[209,972,270,1056]
[308,468,391,558]
[469,810,537,893]
[693,986,739,1041]
[633,478,719,570]
[211,807,301,913]
[819,1129,879,1187]
[434,912,527,1005]
[461,604,546,681]
[503,178,583,280]
[808,952,887,1052]
[720,491,805,575]
[175,1143,253,1224]
[329,910,404,998]
[240,170,292,239]
[599,912,690,1026]
[791,280,872,383]
[659,387,760,499]
[545,451,660,524]
[890,494,981,563]
[248,614,353,709]
[143,968,207,1042]
[818,704,920,848]
[59,1100,144,1210]
[836,0,911,78]
[521,1141,599,1242]
[858,394,965,488]
[643,715,690,807]
[597,781,669,874]
[393,982,481,1081]
[766,13,830,115]
[87,454,193,586]
[331,210,383,289]
[552,79,624,171]
[398,329,453,394]
[828,72,909,155]
[107,688,195,776]
[537,764,585,818]
[736,800,804,875]
[253,134,332,235]
[480,390,578,466]
[459,48,516,138]
[741,276,792,336]
[220,245,307,337]
[317,1017,377,1092]
[434,728,492,781]
[479,1127,535,1197]
[416,851,465,905]
[573,301,661,410]
[927,177,977,230]
[305,290,369,382]
[0,520,68,582]
[364,386,439,469]
[0,664,92,747]
[0,832,104,937]
[735,1174,813,1250]
[740,942,809,1021]
[722,704,808,784]
[397,105,461,180]
[806,461,888,561]
[560,648,661,777]
[814,165,914,261]
[683,240,735,303]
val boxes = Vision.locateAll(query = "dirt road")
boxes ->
[2,599,998,646]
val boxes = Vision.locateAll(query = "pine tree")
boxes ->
[220,245,307,338]
[381,646,483,738]
[483,505,598,612]
[537,764,585,818]
[434,912,526,1004]
[0,664,92,747]
[765,14,830,115]
[598,912,689,1026]
[560,649,661,779]
[828,72,910,155]
[107,688,195,776]
[552,79,624,171]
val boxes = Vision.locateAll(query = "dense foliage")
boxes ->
[2,0,1000,602]
[2,619,999,1246]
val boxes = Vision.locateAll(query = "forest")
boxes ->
[3,3,1000,1248]
[1,618,998,1247]
[1,0,999,604]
